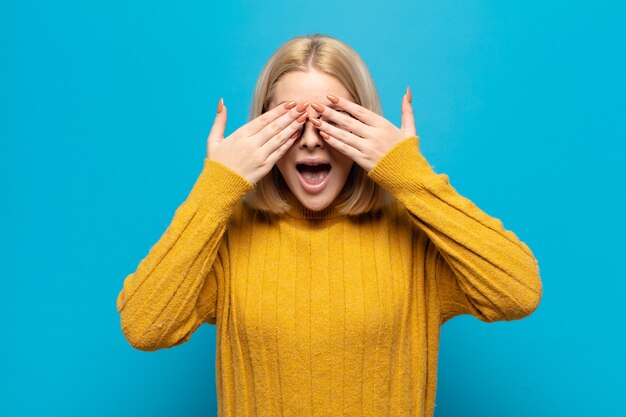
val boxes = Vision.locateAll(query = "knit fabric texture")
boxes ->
[116,135,543,416]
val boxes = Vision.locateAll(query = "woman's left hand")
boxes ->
[308,88,417,173]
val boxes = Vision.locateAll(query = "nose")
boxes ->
[298,109,325,149]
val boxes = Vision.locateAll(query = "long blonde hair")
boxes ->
[243,33,394,216]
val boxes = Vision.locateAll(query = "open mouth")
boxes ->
[295,163,332,192]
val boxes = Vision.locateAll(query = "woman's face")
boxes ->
[270,69,355,212]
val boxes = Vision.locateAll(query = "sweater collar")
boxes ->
[282,189,344,221]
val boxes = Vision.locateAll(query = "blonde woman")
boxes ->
[116,33,543,416]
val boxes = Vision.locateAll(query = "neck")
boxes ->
[283,189,343,221]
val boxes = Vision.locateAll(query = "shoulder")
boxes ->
[374,197,431,246]
[383,198,411,224]
[226,198,277,230]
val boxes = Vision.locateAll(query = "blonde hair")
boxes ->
[243,33,394,216]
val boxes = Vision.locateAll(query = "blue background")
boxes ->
[2,1,624,416]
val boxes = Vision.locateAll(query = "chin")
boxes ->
[293,189,335,211]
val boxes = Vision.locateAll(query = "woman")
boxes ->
[116,33,542,416]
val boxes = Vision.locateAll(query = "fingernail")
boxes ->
[310,102,325,113]
[406,87,412,104]
[296,102,310,112]
[326,94,339,104]
[296,113,307,123]
[217,98,224,114]
[319,131,330,139]
[284,101,297,110]
[310,117,322,127]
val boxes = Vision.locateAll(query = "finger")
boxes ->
[310,117,365,152]
[208,97,227,142]
[254,102,309,143]
[317,131,361,165]
[401,87,417,137]
[310,102,371,138]
[240,100,298,137]
[264,127,301,167]
[325,94,383,127]
[258,111,308,161]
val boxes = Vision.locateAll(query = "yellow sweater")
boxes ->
[116,135,542,417]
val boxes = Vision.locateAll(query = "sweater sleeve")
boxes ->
[367,136,543,324]
[116,158,254,351]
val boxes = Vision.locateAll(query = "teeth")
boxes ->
[297,163,330,167]
[296,163,331,172]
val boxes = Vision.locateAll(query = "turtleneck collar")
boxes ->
[282,189,344,221]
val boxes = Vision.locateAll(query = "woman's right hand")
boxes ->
[206,99,310,185]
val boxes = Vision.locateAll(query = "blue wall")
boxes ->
[1,1,624,416]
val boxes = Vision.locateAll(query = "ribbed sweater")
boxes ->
[116,135,542,417]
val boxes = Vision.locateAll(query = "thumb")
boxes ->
[400,87,416,138]
[208,97,227,142]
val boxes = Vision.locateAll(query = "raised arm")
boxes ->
[116,158,253,351]
[367,136,543,325]
[117,97,312,351]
